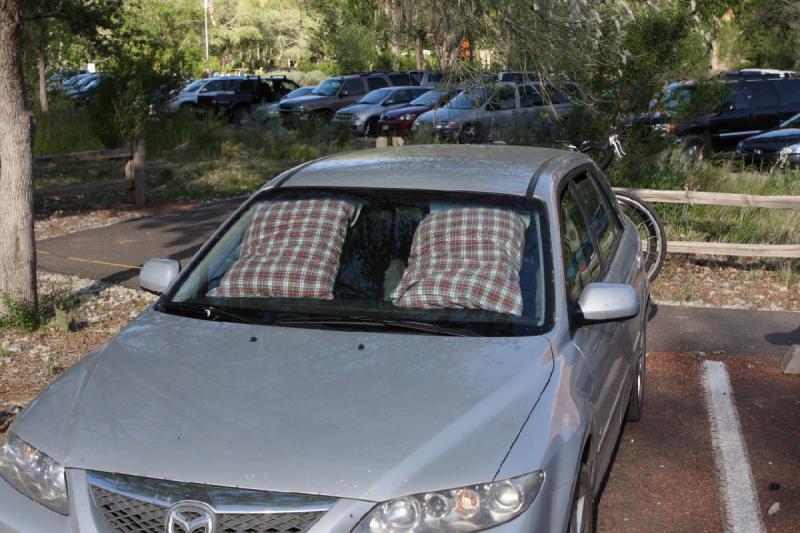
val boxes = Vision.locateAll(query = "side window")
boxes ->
[748,82,780,108]
[388,73,411,86]
[342,78,366,96]
[202,80,222,92]
[519,85,544,108]
[724,86,750,111]
[570,175,619,266]
[781,79,800,104]
[224,80,241,91]
[545,84,569,104]
[488,86,517,111]
[411,88,430,99]
[366,77,388,91]
[561,190,601,302]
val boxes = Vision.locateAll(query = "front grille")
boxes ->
[88,472,333,533]
[334,112,353,121]
[91,486,164,532]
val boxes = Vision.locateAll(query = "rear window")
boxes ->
[167,190,552,336]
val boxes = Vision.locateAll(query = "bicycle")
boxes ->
[559,132,667,283]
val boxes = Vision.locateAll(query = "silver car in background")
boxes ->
[414,82,574,143]
[333,86,432,136]
[0,145,647,533]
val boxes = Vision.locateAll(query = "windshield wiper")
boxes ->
[274,315,478,337]
[158,301,259,325]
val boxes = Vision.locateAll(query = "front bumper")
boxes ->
[737,148,800,166]
[0,469,573,533]
[332,117,367,134]
[377,118,415,134]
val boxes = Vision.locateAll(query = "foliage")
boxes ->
[0,294,41,332]
[673,79,733,128]
[330,22,377,73]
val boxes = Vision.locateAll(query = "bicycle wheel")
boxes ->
[614,190,667,283]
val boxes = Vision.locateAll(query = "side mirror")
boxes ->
[576,282,639,325]
[340,90,349,97]
[140,258,180,294]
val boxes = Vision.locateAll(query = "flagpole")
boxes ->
[204,0,209,66]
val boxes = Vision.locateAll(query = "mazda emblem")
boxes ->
[165,501,217,533]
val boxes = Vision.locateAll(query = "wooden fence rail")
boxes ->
[612,187,800,259]
[35,143,147,207]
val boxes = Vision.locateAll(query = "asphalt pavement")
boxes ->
[36,198,799,357]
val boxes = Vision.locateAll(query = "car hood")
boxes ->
[337,103,377,114]
[415,108,469,125]
[383,105,430,118]
[14,309,553,502]
[281,94,327,106]
[742,128,800,146]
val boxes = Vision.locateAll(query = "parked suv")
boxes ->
[333,86,432,135]
[279,72,411,126]
[413,82,573,143]
[195,76,299,122]
[677,78,800,159]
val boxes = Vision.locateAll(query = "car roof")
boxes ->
[277,145,591,197]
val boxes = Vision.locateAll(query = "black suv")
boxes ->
[678,78,800,158]
[196,76,299,122]
[278,71,417,125]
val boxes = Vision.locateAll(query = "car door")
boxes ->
[560,172,632,473]
[339,78,366,106]
[747,81,784,132]
[484,85,517,137]
[709,83,753,151]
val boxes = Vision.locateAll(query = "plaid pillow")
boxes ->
[208,198,357,300]
[391,207,527,316]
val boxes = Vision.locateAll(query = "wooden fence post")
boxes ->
[132,140,146,207]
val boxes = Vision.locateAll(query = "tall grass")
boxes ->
[33,105,104,156]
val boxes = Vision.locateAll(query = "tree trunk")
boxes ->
[0,0,37,312]
[415,29,425,70]
[37,20,48,113]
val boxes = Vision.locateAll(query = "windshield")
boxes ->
[410,90,447,107]
[313,79,341,96]
[447,89,488,109]
[780,112,800,128]
[183,80,206,93]
[358,88,394,105]
[165,189,551,337]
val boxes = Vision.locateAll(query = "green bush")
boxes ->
[0,295,41,332]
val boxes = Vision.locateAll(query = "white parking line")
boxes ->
[702,360,765,533]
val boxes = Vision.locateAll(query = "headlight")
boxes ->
[783,143,800,154]
[354,111,366,119]
[735,142,744,154]
[400,113,415,121]
[353,471,544,532]
[435,121,458,130]
[294,106,305,114]
[0,431,69,514]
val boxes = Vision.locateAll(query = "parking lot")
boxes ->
[599,351,798,532]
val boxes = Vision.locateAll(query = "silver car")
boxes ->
[414,83,573,143]
[0,145,648,533]
[333,86,432,136]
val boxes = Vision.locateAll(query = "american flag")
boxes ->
[205,0,216,26]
